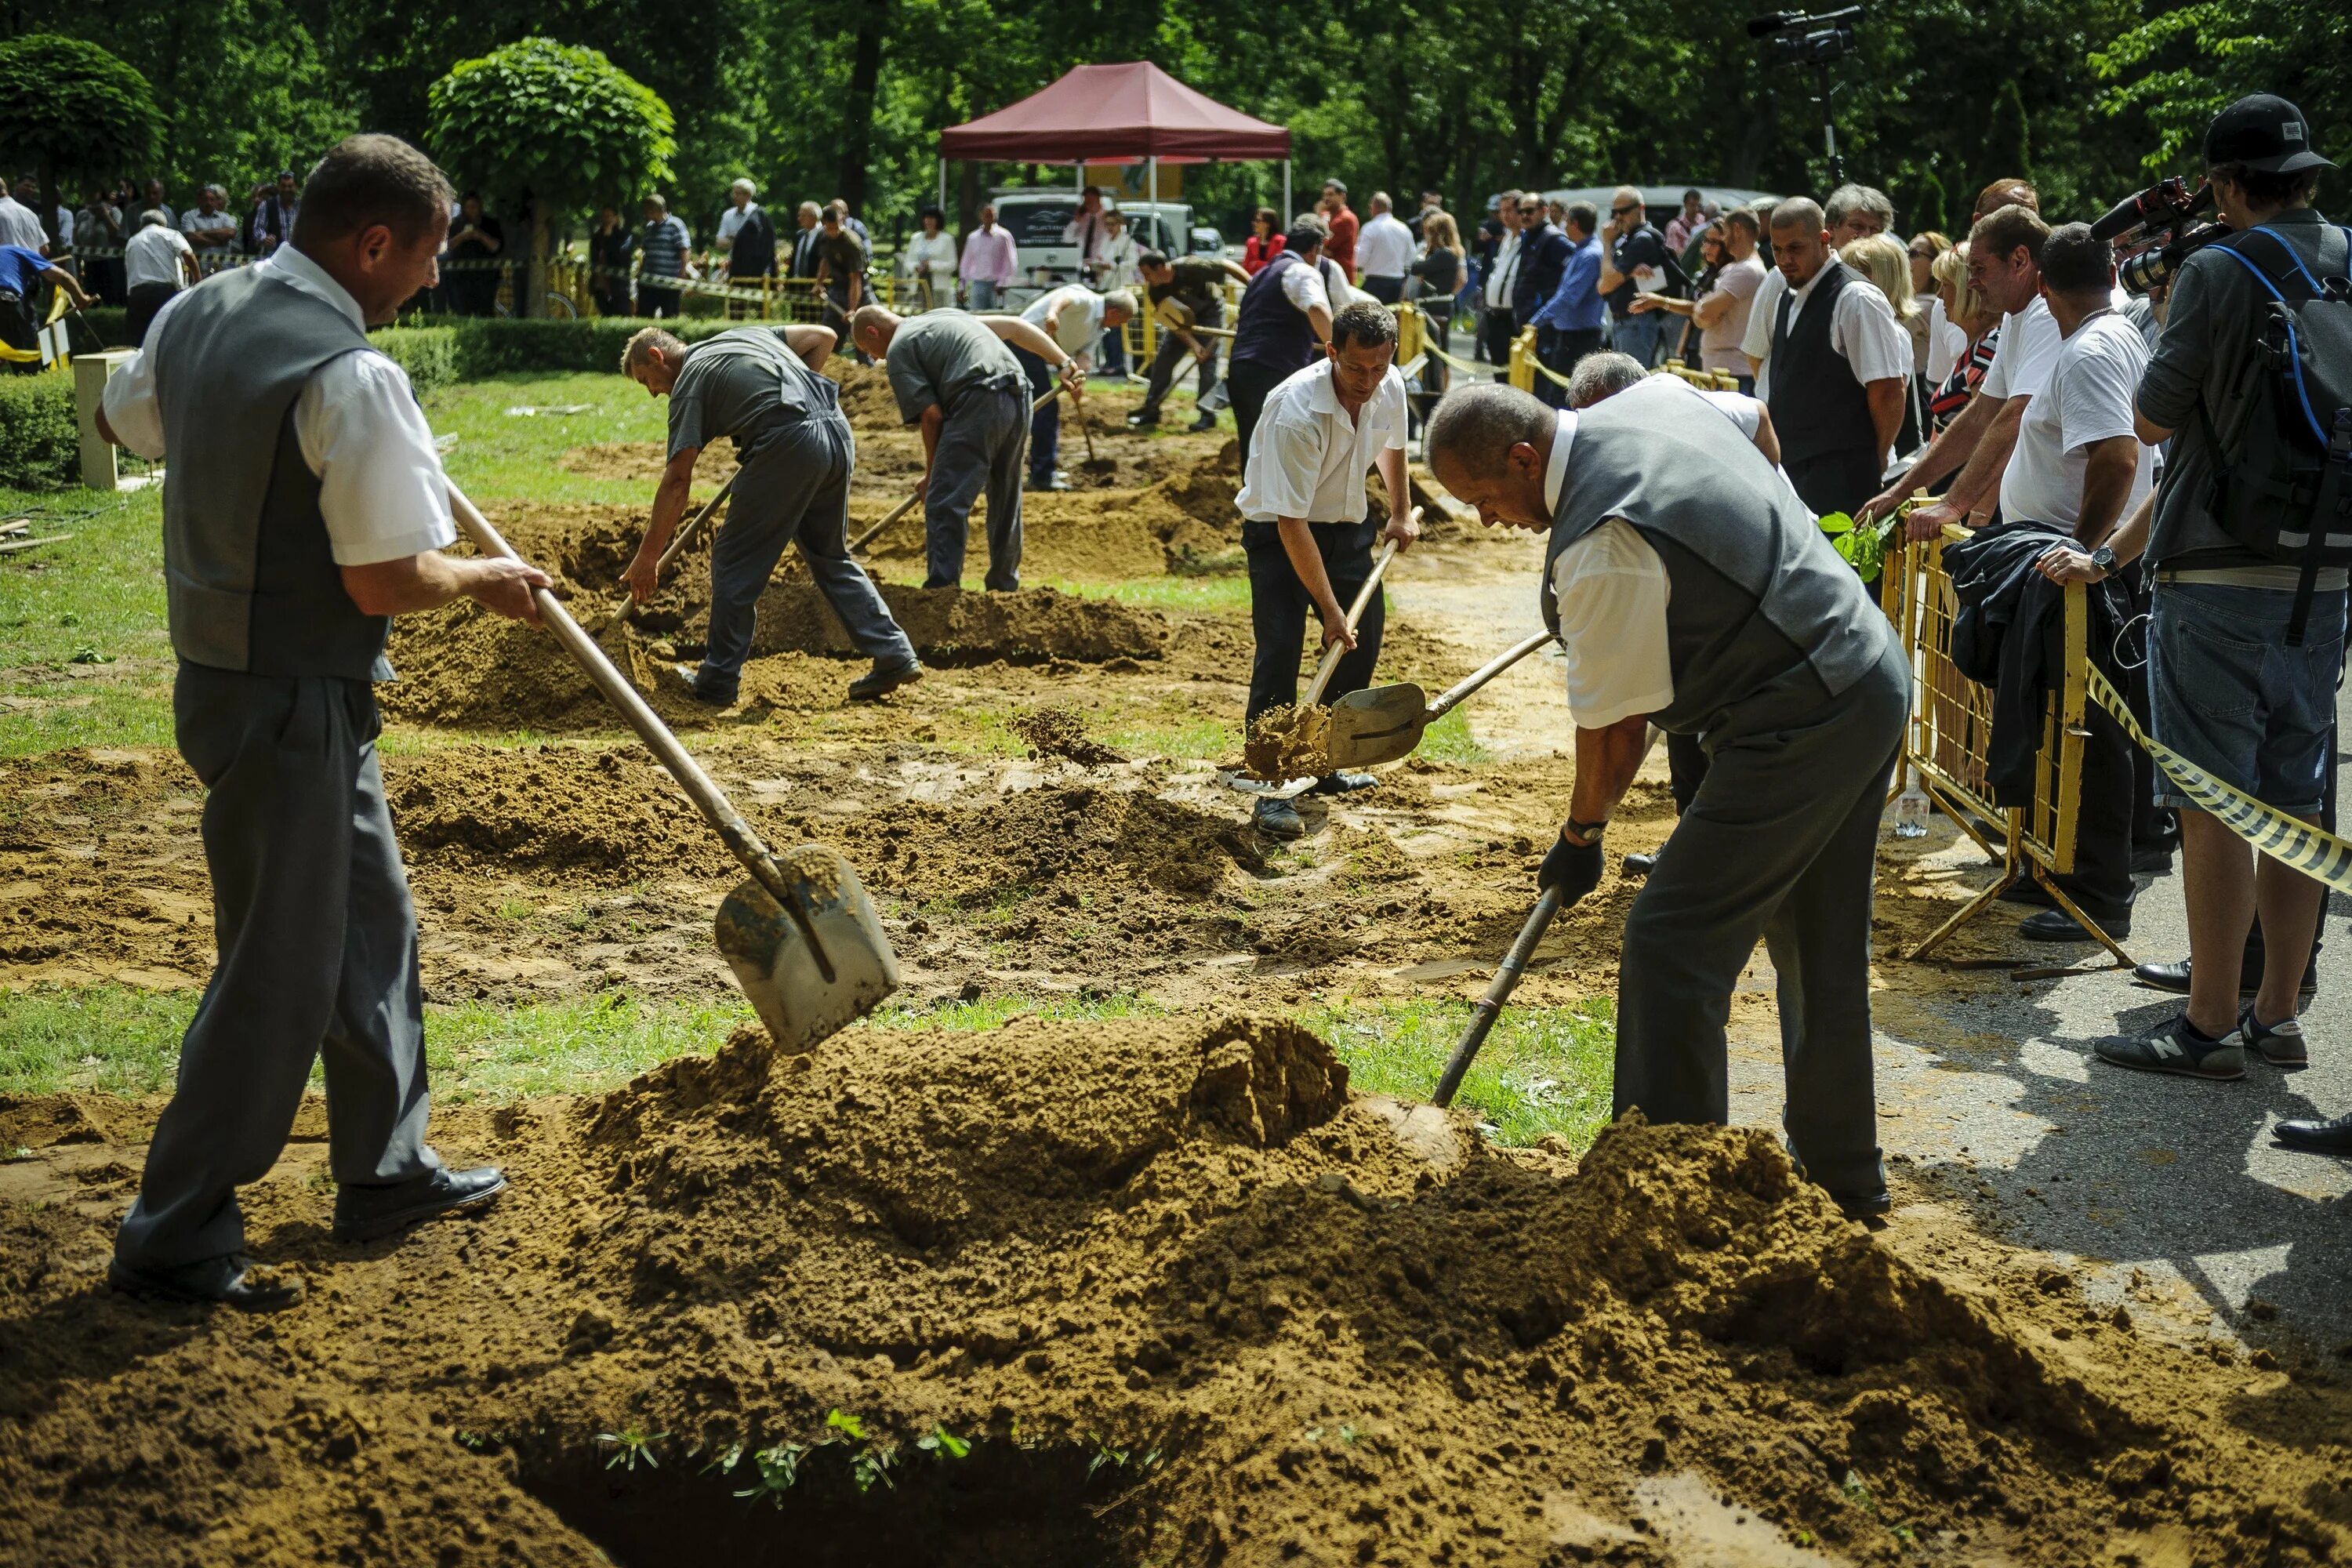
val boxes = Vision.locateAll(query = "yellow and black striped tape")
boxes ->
[2085,662,2352,894]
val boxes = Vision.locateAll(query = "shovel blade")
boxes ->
[714,848,900,1052]
[1326,682,1431,769]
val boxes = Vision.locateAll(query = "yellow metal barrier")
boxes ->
[1881,525,2123,964]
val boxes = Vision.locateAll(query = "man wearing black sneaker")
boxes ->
[1236,302,1421,837]
[2053,94,2345,1083]
[622,323,921,706]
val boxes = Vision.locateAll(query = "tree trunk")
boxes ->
[835,2,888,215]
[959,159,983,234]
[529,200,551,320]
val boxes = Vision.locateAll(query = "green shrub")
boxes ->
[0,372,77,489]
[372,326,459,393]
[70,307,128,349]
[426,315,737,377]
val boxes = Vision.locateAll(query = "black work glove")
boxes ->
[1537,830,1604,904]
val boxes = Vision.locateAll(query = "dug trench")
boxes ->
[5,1014,2349,1566]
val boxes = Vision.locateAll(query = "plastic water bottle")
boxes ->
[1892,767,1929,839]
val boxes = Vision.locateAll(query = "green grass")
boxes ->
[2,982,1617,1153]
[1415,704,1492,767]
[1305,996,1616,1149]
[425,371,675,507]
[0,484,176,760]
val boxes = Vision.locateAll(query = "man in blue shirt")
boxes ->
[1530,204,1604,408]
[0,242,92,373]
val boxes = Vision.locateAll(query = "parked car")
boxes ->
[1524,183,1781,234]
[989,191,1220,309]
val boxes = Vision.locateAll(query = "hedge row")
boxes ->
[0,374,78,491]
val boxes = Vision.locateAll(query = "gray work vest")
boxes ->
[151,265,389,679]
[1541,377,1890,733]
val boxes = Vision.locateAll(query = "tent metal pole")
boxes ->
[1144,154,1160,362]
[938,158,947,216]
[1283,160,1291,222]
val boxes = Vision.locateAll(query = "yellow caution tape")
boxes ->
[2085,662,2352,893]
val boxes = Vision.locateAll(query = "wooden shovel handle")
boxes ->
[848,385,1062,556]
[609,467,740,623]
[1426,628,1556,721]
[446,484,797,912]
[1303,539,1400,707]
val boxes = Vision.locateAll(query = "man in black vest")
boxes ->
[1755,197,1913,521]
[1426,378,1908,1218]
[1225,216,1338,461]
[95,136,538,1309]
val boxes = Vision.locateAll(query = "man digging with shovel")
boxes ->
[1425,377,1906,1219]
[1238,300,1421,838]
[93,136,536,1309]
[621,324,921,706]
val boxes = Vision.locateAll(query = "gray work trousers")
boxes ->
[1613,638,1910,1200]
[924,379,1029,592]
[116,664,438,1271]
[699,412,915,698]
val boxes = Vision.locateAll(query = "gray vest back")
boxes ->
[152,266,388,679]
[1541,377,1890,732]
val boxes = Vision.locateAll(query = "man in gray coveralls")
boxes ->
[95,136,538,1310]
[621,323,920,705]
[1426,377,1908,1218]
[850,303,1083,592]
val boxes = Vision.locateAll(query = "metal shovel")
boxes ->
[447,484,899,1051]
[1432,887,1566,1107]
[1326,627,1555,770]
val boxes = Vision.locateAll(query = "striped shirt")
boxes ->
[636,215,692,281]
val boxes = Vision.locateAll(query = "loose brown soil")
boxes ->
[1010,706,1127,768]
[5,1014,2348,1566]
[1245,702,1334,782]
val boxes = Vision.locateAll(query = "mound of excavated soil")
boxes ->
[1010,706,1127,768]
[753,583,1168,665]
[863,479,1236,581]
[1243,702,1332,782]
[828,361,903,430]
[7,1013,2345,1566]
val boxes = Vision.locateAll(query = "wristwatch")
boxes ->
[2089,545,2116,577]
[1566,816,1610,844]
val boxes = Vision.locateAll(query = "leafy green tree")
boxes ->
[2096,0,2350,175]
[427,37,675,316]
[0,34,160,251]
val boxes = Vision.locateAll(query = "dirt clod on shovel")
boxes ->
[1011,705,1127,768]
[1244,702,1331,781]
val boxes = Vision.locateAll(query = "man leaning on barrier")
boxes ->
[2040,95,2348,1126]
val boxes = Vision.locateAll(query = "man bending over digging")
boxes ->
[622,324,921,705]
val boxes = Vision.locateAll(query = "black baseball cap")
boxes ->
[2204,94,2336,174]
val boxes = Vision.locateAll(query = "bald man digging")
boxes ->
[1425,378,1908,1218]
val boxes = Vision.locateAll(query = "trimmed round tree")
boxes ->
[0,35,160,252]
[427,38,674,318]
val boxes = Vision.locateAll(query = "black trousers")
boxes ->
[1362,274,1404,304]
[1784,446,1882,522]
[0,289,37,374]
[1242,517,1385,725]
[1535,325,1603,408]
[1227,358,1289,468]
[128,283,179,347]
[1477,307,1517,368]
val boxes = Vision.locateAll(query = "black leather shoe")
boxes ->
[2020,906,2131,942]
[1124,409,1160,428]
[848,655,923,702]
[1621,851,1657,879]
[1831,1188,1893,1221]
[1253,795,1306,840]
[334,1166,507,1244]
[1308,771,1378,796]
[2133,957,2320,1000]
[109,1252,302,1312]
[2274,1113,2352,1155]
[1189,412,1220,432]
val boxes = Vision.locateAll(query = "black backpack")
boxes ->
[2200,223,2352,643]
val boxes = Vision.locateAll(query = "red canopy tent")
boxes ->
[937,61,1294,221]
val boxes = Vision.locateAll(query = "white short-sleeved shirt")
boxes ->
[124,223,195,289]
[1997,309,2156,533]
[1235,358,1409,524]
[1355,212,1416,279]
[1923,294,1969,386]
[1541,410,1675,728]
[1748,265,1913,401]
[0,194,46,252]
[101,248,458,568]
[1980,296,2060,402]
[1740,263,1788,365]
[1022,285,1106,356]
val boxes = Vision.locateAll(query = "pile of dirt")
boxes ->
[383,746,735,878]
[1009,706,1127,768]
[1243,702,1331,781]
[864,479,1235,581]
[7,1013,2346,1566]
[754,583,1169,665]
[829,361,902,430]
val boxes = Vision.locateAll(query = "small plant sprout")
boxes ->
[735,1442,804,1504]
[823,1409,867,1442]
[915,1425,970,1460]
[702,1441,745,1475]
[595,1425,665,1472]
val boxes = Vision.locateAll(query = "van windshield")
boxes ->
[1004,202,1076,247]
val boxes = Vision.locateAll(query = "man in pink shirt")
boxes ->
[959,203,1017,310]
[1320,180,1359,279]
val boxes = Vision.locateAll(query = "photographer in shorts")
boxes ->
[2038,96,2348,1120]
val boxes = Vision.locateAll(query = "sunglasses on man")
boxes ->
[1611,203,1641,216]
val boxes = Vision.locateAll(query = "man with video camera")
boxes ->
[2039,96,2349,1130]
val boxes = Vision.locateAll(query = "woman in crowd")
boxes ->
[1241,207,1285,273]
[1926,242,1997,435]
[1907,230,1951,301]
[900,205,960,312]
[1406,210,1465,427]
[1840,230,1928,456]
[589,205,633,318]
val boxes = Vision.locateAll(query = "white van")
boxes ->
[989,191,1221,309]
